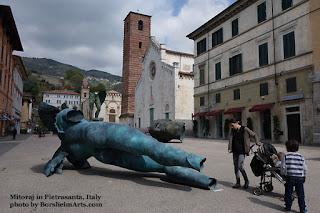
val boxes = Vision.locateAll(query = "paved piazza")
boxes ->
[0,134,319,212]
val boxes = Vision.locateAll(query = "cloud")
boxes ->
[3,0,232,76]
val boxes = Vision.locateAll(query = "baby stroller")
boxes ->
[250,143,285,196]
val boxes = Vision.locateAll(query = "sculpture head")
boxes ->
[55,108,84,134]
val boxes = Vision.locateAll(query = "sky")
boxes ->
[1,0,237,76]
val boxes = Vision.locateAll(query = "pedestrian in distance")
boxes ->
[12,127,17,140]
[228,118,262,189]
[281,140,308,213]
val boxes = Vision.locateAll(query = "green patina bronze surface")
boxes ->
[39,102,216,190]
[149,119,185,143]
[89,91,106,121]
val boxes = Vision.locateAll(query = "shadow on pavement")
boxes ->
[31,163,192,192]
[247,196,290,212]
[306,157,320,161]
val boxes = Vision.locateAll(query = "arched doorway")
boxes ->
[109,108,116,122]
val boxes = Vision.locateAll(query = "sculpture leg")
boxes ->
[94,148,216,189]
[94,96,101,118]
[164,166,217,190]
[100,126,206,172]
[94,148,165,172]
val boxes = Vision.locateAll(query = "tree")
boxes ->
[90,83,106,92]
[63,83,72,90]
[70,75,84,92]
[23,78,39,96]
[65,69,84,80]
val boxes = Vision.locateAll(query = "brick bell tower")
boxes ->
[120,12,151,125]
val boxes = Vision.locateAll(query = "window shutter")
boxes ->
[239,54,242,73]
[290,32,295,57]
[215,62,221,80]
[212,33,216,47]
[229,57,233,76]
[220,28,223,43]
[197,42,200,55]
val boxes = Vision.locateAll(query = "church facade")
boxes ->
[134,37,194,133]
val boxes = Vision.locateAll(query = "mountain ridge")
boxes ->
[21,57,122,82]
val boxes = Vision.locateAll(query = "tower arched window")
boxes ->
[139,42,142,48]
[138,20,143,30]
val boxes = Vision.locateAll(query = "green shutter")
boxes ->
[284,32,295,59]
[238,54,242,73]
[197,42,200,55]
[220,28,223,43]
[290,32,295,57]
[215,62,221,80]
[258,2,266,24]
[259,43,268,66]
[212,32,216,47]
[229,57,233,76]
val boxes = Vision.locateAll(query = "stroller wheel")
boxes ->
[264,183,273,192]
[253,187,263,196]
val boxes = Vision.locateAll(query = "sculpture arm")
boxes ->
[44,146,69,177]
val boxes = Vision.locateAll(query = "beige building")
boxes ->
[187,0,320,144]
[134,36,194,132]
[20,94,34,131]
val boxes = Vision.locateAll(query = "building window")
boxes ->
[138,20,143,30]
[138,118,141,128]
[212,28,223,47]
[282,0,293,11]
[259,42,268,67]
[216,93,221,103]
[197,38,206,55]
[257,2,266,24]
[231,19,238,37]
[139,42,142,48]
[84,92,87,98]
[165,113,169,119]
[46,99,50,103]
[260,83,268,96]
[199,68,205,85]
[215,62,221,80]
[234,89,240,100]
[57,95,60,98]
[46,94,49,97]
[200,96,205,106]
[229,54,242,76]
[283,31,295,59]
[126,23,129,32]
[286,77,297,93]
[57,100,61,104]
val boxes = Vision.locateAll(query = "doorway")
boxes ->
[286,106,301,143]
[261,109,271,139]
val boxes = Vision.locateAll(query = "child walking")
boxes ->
[281,140,308,213]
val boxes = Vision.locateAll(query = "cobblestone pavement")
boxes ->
[0,134,319,213]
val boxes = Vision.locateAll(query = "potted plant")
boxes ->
[273,115,281,143]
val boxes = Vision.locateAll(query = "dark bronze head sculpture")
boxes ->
[39,102,216,189]
[149,119,185,143]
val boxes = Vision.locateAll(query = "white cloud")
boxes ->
[4,0,232,76]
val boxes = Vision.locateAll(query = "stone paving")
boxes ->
[0,134,319,213]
